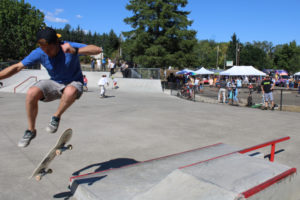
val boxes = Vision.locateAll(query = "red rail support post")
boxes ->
[239,136,290,162]
[270,143,275,162]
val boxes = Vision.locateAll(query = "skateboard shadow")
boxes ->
[53,158,138,199]
[100,95,115,98]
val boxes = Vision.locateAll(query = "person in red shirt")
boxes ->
[83,75,88,92]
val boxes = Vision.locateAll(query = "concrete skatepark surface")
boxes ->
[0,71,300,199]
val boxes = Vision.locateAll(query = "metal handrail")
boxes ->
[14,76,37,93]
[239,136,290,162]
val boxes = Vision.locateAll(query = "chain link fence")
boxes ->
[127,68,161,79]
[162,81,300,112]
[0,61,40,70]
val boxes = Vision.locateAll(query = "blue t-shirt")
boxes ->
[22,41,87,84]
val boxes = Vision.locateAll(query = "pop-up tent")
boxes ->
[294,72,300,76]
[176,68,196,75]
[194,67,214,75]
[220,66,266,76]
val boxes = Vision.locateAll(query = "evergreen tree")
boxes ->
[239,42,267,70]
[123,0,197,68]
[227,33,240,66]
[0,0,45,61]
[274,41,300,73]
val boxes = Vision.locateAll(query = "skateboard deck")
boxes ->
[29,128,73,181]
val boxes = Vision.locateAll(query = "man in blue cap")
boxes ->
[0,27,102,147]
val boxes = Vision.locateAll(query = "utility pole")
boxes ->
[216,45,219,68]
[236,42,240,66]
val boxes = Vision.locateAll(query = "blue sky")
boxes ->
[24,0,300,45]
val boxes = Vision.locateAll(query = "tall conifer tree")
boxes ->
[123,0,197,68]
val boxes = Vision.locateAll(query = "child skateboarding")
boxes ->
[0,27,102,147]
[98,74,109,97]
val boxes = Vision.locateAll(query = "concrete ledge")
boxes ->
[69,143,296,200]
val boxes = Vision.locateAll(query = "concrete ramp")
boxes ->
[133,170,242,200]
[115,78,162,93]
[69,143,239,200]
[0,70,162,94]
[69,143,296,200]
[0,70,50,93]
[83,72,163,93]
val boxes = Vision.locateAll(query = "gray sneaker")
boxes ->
[18,130,36,148]
[46,116,60,133]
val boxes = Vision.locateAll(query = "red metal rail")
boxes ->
[239,136,290,162]
[241,167,297,198]
[14,76,37,93]
[180,136,291,169]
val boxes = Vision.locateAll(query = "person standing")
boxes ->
[218,77,227,103]
[261,75,275,110]
[109,59,115,75]
[91,58,95,71]
[98,74,109,97]
[83,75,88,91]
[0,27,102,147]
[102,58,106,71]
[96,59,101,71]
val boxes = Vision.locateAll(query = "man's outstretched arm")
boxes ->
[61,43,103,55]
[0,62,25,80]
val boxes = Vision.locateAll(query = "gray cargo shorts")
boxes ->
[264,92,274,102]
[31,79,83,102]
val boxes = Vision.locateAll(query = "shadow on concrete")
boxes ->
[72,158,139,176]
[53,191,73,199]
[100,95,115,99]
[264,149,285,160]
[53,158,139,199]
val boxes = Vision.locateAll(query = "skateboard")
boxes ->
[29,128,73,181]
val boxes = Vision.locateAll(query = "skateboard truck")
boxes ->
[35,168,53,181]
[56,144,73,155]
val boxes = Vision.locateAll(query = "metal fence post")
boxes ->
[280,89,283,111]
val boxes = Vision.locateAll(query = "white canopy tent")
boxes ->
[194,67,214,75]
[294,72,300,76]
[220,66,266,76]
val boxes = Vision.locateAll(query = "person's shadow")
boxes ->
[53,158,138,199]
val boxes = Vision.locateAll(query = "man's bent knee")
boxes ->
[26,86,44,102]
[63,85,78,99]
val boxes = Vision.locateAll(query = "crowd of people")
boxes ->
[165,72,297,110]
[89,57,131,78]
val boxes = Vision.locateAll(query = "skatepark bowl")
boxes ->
[0,70,300,200]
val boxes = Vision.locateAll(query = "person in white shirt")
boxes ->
[108,59,115,75]
[96,59,101,71]
[97,74,109,97]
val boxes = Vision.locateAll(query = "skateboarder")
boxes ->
[0,27,102,147]
[97,74,109,97]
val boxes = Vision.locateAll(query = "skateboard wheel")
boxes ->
[56,149,62,155]
[35,175,42,181]
[67,144,73,150]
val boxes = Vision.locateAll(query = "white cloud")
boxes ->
[54,9,64,15]
[76,14,83,19]
[45,9,69,23]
